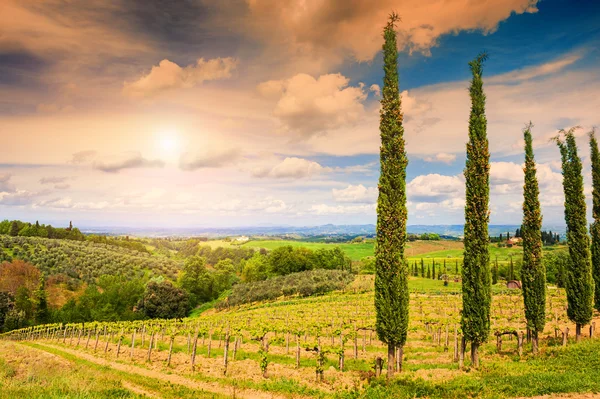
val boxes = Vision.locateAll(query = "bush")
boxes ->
[216,269,355,308]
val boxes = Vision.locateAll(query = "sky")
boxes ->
[1,0,599,228]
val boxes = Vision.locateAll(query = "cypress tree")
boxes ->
[432,260,436,280]
[461,53,491,368]
[427,265,431,279]
[374,12,408,378]
[421,259,425,277]
[589,129,600,311]
[555,127,595,339]
[521,123,545,354]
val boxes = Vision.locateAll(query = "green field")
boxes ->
[202,238,563,263]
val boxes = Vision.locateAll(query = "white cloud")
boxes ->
[258,73,367,137]
[424,152,456,164]
[123,58,238,98]
[407,174,464,203]
[332,184,377,203]
[252,157,330,179]
[369,84,381,96]
[490,52,582,83]
[0,174,16,193]
[310,203,376,215]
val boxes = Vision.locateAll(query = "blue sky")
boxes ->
[1,0,599,228]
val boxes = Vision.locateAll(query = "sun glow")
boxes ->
[156,131,182,156]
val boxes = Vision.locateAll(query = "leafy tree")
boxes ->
[268,246,312,276]
[9,221,19,236]
[0,292,14,332]
[554,127,595,339]
[589,129,600,311]
[461,53,491,368]
[213,258,238,294]
[178,256,214,306]
[137,281,190,319]
[241,253,269,282]
[375,12,409,378]
[34,277,50,324]
[521,123,545,353]
[14,286,33,322]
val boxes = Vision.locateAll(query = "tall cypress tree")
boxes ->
[589,129,600,311]
[521,123,545,354]
[555,127,594,339]
[461,53,491,368]
[375,12,408,378]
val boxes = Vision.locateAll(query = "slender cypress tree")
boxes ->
[432,261,436,280]
[555,127,594,339]
[521,123,545,354]
[375,12,408,378]
[461,53,491,368]
[589,129,600,311]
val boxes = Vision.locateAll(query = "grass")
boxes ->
[4,341,228,399]
[339,339,600,399]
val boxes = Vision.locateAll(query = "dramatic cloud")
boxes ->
[179,148,241,171]
[424,153,457,164]
[332,184,377,203]
[252,157,329,179]
[123,58,238,98]
[93,153,165,173]
[242,0,538,63]
[258,73,367,136]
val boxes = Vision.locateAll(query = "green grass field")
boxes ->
[202,238,563,263]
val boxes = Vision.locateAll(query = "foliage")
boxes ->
[0,219,84,241]
[555,127,594,326]
[521,122,546,335]
[137,280,190,319]
[0,235,180,283]
[215,269,354,308]
[461,53,492,347]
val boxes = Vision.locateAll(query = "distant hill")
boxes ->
[81,224,566,239]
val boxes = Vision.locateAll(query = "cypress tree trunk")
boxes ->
[589,129,600,312]
[375,12,409,379]
[555,128,594,340]
[521,123,545,355]
[461,53,491,368]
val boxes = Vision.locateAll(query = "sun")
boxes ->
[156,131,182,154]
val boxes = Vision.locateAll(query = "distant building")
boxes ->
[506,237,522,247]
[235,236,249,243]
[506,280,522,289]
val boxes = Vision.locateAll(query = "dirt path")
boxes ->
[29,342,299,399]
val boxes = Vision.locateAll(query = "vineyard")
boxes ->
[3,278,599,398]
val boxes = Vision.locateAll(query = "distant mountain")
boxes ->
[81,224,566,239]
